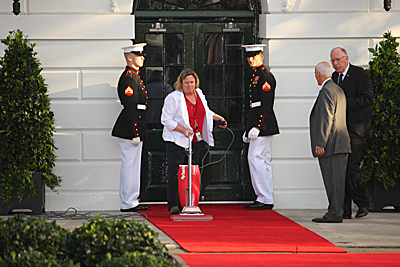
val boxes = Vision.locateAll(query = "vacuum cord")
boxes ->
[200,126,235,171]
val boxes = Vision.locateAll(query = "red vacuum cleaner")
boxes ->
[171,133,213,221]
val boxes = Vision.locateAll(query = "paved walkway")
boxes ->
[2,207,400,266]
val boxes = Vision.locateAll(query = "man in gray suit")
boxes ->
[310,61,351,223]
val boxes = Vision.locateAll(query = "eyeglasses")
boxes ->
[330,56,346,64]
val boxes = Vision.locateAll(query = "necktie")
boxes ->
[338,74,343,85]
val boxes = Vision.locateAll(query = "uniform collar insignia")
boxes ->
[253,65,264,72]
[126,65,139,74]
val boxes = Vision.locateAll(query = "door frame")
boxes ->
[135,10,258,202]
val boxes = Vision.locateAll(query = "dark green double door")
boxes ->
[136,21,255,202]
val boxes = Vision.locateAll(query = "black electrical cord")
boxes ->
[31,207,91,220]
[29,207,149,222]
[200,125,235,171]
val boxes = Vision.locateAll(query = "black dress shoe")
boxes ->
[355,205,370,218]
[312,217,342,223]
[343,215,351,219]
[170,206,180,215]
[120,205,150,212]
[244,201,274,210]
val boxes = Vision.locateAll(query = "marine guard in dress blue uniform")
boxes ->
[242,44,280,210]
[112,43,150,212]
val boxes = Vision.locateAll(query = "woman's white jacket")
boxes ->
[161,88,215,148]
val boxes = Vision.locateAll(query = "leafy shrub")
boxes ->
[0,214,174,266]
[98,251,175,267]
[363,31,400,189]
[0,249,78,267]
[68,216,173,267]
[0,29,61,205]
[0,214,73,265]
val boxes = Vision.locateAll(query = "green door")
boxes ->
[136,21,255,202]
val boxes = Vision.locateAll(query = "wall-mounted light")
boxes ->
[111,0,118,12]
[149,21,167,32]
[384,0,391,11]
[13,0,20,16]
[223,22,239,32]
[281,0,288,12]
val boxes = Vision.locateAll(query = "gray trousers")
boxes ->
[318,153,348,221]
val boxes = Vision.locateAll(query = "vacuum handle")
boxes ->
[188,132,193,206]
[188,131,193,143]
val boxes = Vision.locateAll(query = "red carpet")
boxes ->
[179,253,400,267]
[142,204,346,253]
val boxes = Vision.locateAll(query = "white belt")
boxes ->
[137,104,146,110]
[250,101,261,108]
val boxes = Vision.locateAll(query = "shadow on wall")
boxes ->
[47,83,118,99]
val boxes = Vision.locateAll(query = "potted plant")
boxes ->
[362,31,400,211]
[0,29,61,214]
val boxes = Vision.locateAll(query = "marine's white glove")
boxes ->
[131,137,141,146]
[242,132,249,143]
[248,128,260,139]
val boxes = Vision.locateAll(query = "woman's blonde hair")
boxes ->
[174,68,200,92]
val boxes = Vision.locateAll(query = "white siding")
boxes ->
[0,16,134,40]
[263,0,399,13]
[29,0,133,14]
[0,0,134,211]
[0,0,133,14]
[1,0,399,211]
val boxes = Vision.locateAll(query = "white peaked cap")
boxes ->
[121,43,147,54]
[241,44,267,52]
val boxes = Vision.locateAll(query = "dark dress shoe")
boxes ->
[244,201,274,210]
[120,204,150,212]
[312,217,342,223]
[170,206,180,215]
[343,215,351,219]
[355,205,370,218]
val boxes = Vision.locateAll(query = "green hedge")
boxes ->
[0,214,175,266]
[0,29,61,205]
[363,31,400,189]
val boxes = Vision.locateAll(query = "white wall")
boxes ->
[261,0,400,209]
[0,0,134,211]
[1,0,399,211]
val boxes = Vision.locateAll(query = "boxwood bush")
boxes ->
[0,214,74,266]
[67,216,174,266]
[0,29,61,205]
[363,31,400,189]
[0,249,78,267]
[0,214,175,266]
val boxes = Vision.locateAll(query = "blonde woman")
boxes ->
[161,68,226,214]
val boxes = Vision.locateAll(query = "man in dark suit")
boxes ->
[112,43,150,212]
[330,47,373,219]
[310,61,351,223]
